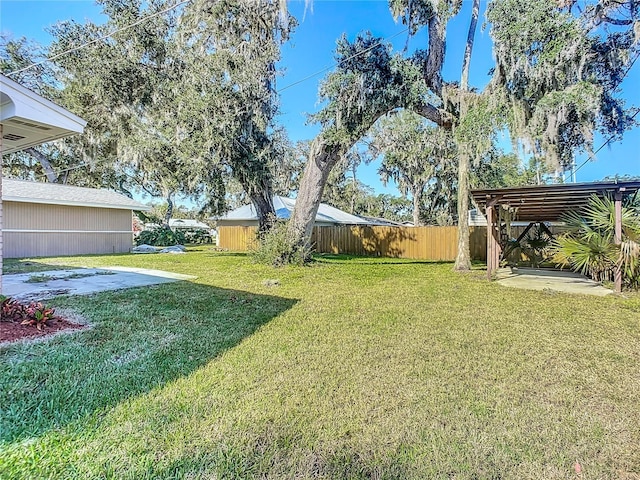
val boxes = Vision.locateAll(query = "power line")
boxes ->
[571,105,640,177]
[6,0,191,77]
[27,26,412,180]
[278,27,409,93]
[570,48,640,178]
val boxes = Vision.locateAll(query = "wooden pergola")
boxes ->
[471,180,640,293]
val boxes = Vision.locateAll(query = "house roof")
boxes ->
[357,215,404,226]
[2,178,150,211]
[1,74,87,154]
[217,196,371,225]
[471,180,640,222]
[169,218,210,229]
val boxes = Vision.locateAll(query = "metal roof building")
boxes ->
[2,179,149,258]
[216,195,371,227]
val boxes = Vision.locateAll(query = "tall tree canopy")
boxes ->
[372,109,456,225]
[3,0,293,228]
[179,0,294,230]
[283,0,639,268]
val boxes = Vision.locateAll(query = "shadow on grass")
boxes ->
[0,281,298,444]
[204,251,250,258]
[2,259,85,275]
[312,254,455,266]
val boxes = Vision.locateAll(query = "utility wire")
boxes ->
[570,48,640,178]
[27,26,412,180]
[571,106,640,177]
[6,0,191,77]
[278,27,409,93]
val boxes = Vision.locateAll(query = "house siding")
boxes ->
[3,201,134,258]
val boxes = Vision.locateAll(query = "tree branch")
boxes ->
[412,102,452,129]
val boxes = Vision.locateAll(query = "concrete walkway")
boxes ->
[495,267,613,296]
[3,267,196,301]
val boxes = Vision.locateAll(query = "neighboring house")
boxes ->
[468,208,563,228]
[1,179,149,258]
[168,218,211,230]
[216,195,372,227]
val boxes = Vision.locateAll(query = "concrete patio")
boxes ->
[495,267,613,296]
[3,267,196,301]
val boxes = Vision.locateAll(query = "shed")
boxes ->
[216,195,371,227]
[2,179,149,258]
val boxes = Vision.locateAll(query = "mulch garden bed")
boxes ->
[0,316,86,344]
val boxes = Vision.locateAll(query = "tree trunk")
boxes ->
[425,14,446,96]
[454,150,472,270]
[164,193,174,227]
[350,161,358,214]
[412,187,423,226]
[286,139,345,252]
[25,147,58,183]
[453,0,479,272]
[251,191,275,234]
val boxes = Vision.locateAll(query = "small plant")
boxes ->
[1,296,23,321]
[249,218,311,267]
[553,195,640,289]
[20,303,56,330]
[0,297,57,329]
[136,226,186,247]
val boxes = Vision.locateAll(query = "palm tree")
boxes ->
[554,195,640,288]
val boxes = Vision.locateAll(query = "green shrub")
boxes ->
[182,228,212,244]
[136,226,186,246]
[249,220,311,267]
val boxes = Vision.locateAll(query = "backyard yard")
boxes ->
[1,249,639,479]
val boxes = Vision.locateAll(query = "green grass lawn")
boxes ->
[1,249,639,479]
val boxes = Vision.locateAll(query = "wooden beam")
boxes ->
[500,221,535,261]
[485,204,502,281]
[487,204,493,280]
[614,191,623,293]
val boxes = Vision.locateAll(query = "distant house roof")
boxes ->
[217,196,371,225]
[357,215,404,226]
[169,218,210,229]
[1,178,150,211]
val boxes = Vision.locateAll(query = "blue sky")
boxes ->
[1,0,639,198]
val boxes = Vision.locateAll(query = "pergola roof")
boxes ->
[471,180,640,222]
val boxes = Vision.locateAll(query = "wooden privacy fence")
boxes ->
[313,225,459,260]
[218,225,491,261]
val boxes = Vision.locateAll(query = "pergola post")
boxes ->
[486,197,501,280]
[486,203,493,280]
[614,190,623,293]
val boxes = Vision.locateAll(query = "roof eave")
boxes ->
[3,196,150,211]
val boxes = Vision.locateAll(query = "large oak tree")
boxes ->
[284,0,639,269]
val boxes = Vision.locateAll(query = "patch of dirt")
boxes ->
[0,314,87,345]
